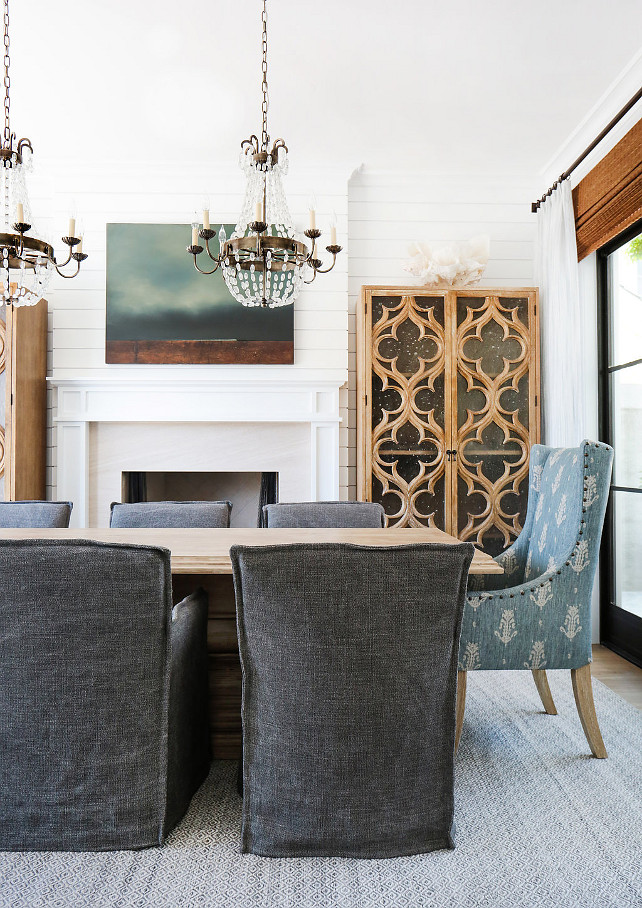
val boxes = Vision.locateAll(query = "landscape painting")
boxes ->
[105,223,294,364]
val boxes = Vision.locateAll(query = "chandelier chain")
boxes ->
[261,0,269,152]
[186,0,342,307]
[3,0,10,147]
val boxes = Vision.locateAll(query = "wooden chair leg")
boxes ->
[571,664,607,758]
[532,669,557,715]
[455,670,467,753]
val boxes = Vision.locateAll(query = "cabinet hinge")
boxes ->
[535,395,538,406]
[10,392,13,405]
[365,393,368,406]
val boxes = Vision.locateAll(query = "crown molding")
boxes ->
[540,48,642,187]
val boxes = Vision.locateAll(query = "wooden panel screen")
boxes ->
[3,298,48,500]
[357,287,540,556]
[573,117,642,261]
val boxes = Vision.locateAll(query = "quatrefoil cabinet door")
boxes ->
[357,286,540,550]
[357,289,452,528]
[451,291,540,555]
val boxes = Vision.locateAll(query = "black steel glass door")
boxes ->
[598,219,642,666]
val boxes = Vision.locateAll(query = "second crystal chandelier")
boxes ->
[186,0,341,309]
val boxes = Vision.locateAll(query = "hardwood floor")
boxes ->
[591,644,642,709]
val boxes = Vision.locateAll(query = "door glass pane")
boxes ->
[610,363,642,489]
[613,490,642,618]
[607,229,642,619]
[610,236,642,367]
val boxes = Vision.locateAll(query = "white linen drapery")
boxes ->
[535,179,586,446]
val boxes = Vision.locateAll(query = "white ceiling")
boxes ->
[10,0,642,178]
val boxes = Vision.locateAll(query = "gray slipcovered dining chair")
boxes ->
[231,541,474,857]
[110,499,232,528]
[262,500,385,528]
[240,500,385,794]
[0,500,72,528]
[0,539,211,850]
[457,440,613,758]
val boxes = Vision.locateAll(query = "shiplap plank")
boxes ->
[349,219,535,243]
[348,259,534,281]
[349,200,534,224]
[348,238,533,259]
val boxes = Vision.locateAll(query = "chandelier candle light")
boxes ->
[0,0,86,306]
[186,0,341,309]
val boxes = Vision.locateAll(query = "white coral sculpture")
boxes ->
[402,235,490,287]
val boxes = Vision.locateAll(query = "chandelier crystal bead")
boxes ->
[185,0,341,309]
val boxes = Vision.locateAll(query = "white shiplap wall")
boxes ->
[345,170,537,497]
[32,161,351,500]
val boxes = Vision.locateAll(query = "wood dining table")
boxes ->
[0,525,503,574]
[0,525,502,756]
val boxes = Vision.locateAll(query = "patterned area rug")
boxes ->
[1,671,641,908]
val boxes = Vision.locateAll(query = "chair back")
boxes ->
[523,441,613,583]
[262,500,385,528]
[0,500,72,528]
[231,541,474,857]
[0,539,173,850]
[110,500,231,528]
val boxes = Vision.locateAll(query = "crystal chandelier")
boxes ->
[186,0,341,309]
[0,0,86,307]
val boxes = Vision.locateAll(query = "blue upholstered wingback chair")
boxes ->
[457,440,613,758]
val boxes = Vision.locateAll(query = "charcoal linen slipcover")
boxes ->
[262,501,385,528]
[0,539,211,851]
[110,500,232,528]
[0,500,73,528]
[231,541,474,858]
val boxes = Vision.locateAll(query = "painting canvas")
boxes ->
[105,223,294,364]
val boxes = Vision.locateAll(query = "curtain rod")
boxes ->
[531,86,642,213]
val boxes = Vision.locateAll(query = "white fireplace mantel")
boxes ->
[50,372,346,528]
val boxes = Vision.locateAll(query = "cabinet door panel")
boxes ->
[453,294,535,555]
[5,299,47,501]
[370,293,447,527]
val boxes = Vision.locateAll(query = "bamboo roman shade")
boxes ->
[572,117,642,260]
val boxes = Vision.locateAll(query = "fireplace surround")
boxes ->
[50,372,345,528]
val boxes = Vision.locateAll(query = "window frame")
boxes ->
[597,216,642,668]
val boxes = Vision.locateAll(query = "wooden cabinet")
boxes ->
[0,299,48,501]
[357,287,540,555]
